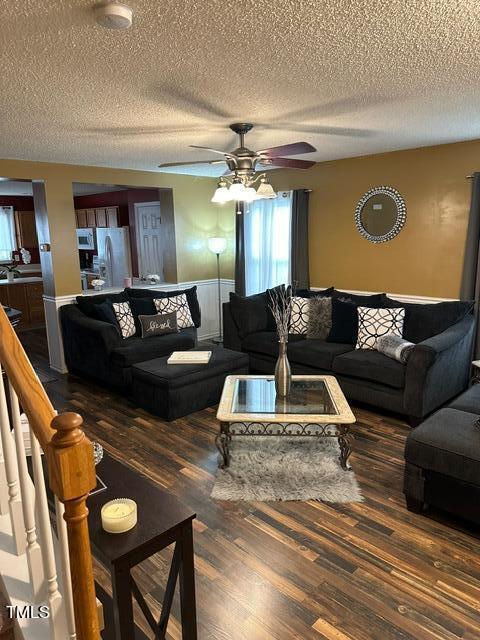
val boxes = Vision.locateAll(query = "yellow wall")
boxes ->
[269,139,479,298]
[0,159,225,294]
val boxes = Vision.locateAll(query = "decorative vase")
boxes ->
[6,271,14,283]
[275,340,291,397]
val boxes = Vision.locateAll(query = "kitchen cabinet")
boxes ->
[76,209,87,227]
[95,208,107,227]
[15,211,38,248]
[86,209,96,227]
[106,207,118,227]
[75,206,119,228]
[0,280,45,329]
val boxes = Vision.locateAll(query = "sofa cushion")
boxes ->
[110,327,196,367]
[327,298,358,344]
[383,298,473,343]
[287,340,353,370]
[448,385,480,415]
[241,331,305,358]
[126,286,201,328]
[76,291,128,319]
[405,408,480,485]
[128,296,156,333]
[296,287,334,298]
[332,349,406,389]
[332,290,385,306]
[230,292,269,338]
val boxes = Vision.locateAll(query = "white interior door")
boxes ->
[134,201,164,279]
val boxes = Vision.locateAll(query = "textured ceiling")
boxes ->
[1,0,480,176]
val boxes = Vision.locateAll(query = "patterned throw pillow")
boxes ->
[376,334,415,363]
[289,297,310,334]
[307,297,332,340]
[356,306,405,350]
[154,294,194,329]
[112,301,136,339]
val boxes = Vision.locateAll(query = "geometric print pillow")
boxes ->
[356,306,405,350]
[112,301,136,339]
[289,297,310,335]
[153,294,194,329]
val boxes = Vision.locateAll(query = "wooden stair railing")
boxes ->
[0,306,100,640]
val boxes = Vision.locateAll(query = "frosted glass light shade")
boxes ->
[242,187,258,202]
[256,180,277,199]
[211,185,231,203]
[208,237,227,255]
[229,181,246,198]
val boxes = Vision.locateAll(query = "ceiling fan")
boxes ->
[158,122,317,202]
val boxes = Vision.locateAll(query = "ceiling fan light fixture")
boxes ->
[242,187,258,202]
[228,180,246,199]
[211,179,231,203]
[256,176,277,199]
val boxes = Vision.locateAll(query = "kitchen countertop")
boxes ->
[0,277,43,285]
[80,281,175,296]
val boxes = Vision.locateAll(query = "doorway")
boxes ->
[134,201,164,279]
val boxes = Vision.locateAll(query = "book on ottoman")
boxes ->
[167,351,212,365]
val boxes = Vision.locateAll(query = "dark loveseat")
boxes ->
[60,286,200,389]
[223,288,475,423]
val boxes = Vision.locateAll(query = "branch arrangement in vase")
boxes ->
[268,285,293,341]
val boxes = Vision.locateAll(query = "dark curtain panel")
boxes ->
[460,172,480,357]
[290,189,310,289]
[234,201,246,295]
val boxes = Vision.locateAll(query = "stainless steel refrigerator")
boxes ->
[96,227,132,288]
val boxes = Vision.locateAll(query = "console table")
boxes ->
[88,454,197,640]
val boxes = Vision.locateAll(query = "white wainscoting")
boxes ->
[43,279,235,373]
[314,287,455,304]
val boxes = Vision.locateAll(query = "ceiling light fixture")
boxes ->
[211,173,277,203]
[95,2,133,30]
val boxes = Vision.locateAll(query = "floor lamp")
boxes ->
[208,237,227,343]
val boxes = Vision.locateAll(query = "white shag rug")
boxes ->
[211,436,363,503]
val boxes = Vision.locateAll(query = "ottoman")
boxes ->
[131,347,249,421]
[404,405,480,524]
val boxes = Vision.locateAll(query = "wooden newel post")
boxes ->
[48,412,100,640]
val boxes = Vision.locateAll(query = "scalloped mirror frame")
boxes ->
[354,186,407,243]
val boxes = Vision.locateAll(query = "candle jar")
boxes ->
[101,498,137,533]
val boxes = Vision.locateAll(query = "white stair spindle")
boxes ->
[30,431,64,639]
[0,417,8,514]
[9,383,45,601]
[55,497,76,640]
[0,366,25,554]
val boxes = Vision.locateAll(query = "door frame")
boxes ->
[133,200,162,277]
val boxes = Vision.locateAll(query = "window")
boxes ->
[244,191,292,295]
[0,207,15,261]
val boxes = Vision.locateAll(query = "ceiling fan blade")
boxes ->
[158,159,225,168]
[259,122,372,138]
[257,141,316,157]
[190,145,234,157]
[259,157,316,169]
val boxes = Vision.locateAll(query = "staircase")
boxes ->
[0,306,101,639]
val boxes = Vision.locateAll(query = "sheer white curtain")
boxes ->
[245,191,292,295]
[0,207,15,261]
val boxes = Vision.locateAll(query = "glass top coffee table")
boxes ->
[216,375,356,471]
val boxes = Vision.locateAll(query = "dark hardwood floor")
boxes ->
[21,329,480,640]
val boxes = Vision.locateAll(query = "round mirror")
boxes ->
[355,186,406,243]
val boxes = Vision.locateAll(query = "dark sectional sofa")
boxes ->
[223,288,475,423]
[60,286,200,389]
[404,384,480,524]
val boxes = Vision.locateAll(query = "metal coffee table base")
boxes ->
[215,421,354,471]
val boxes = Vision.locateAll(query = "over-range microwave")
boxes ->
[76,228,95,250]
